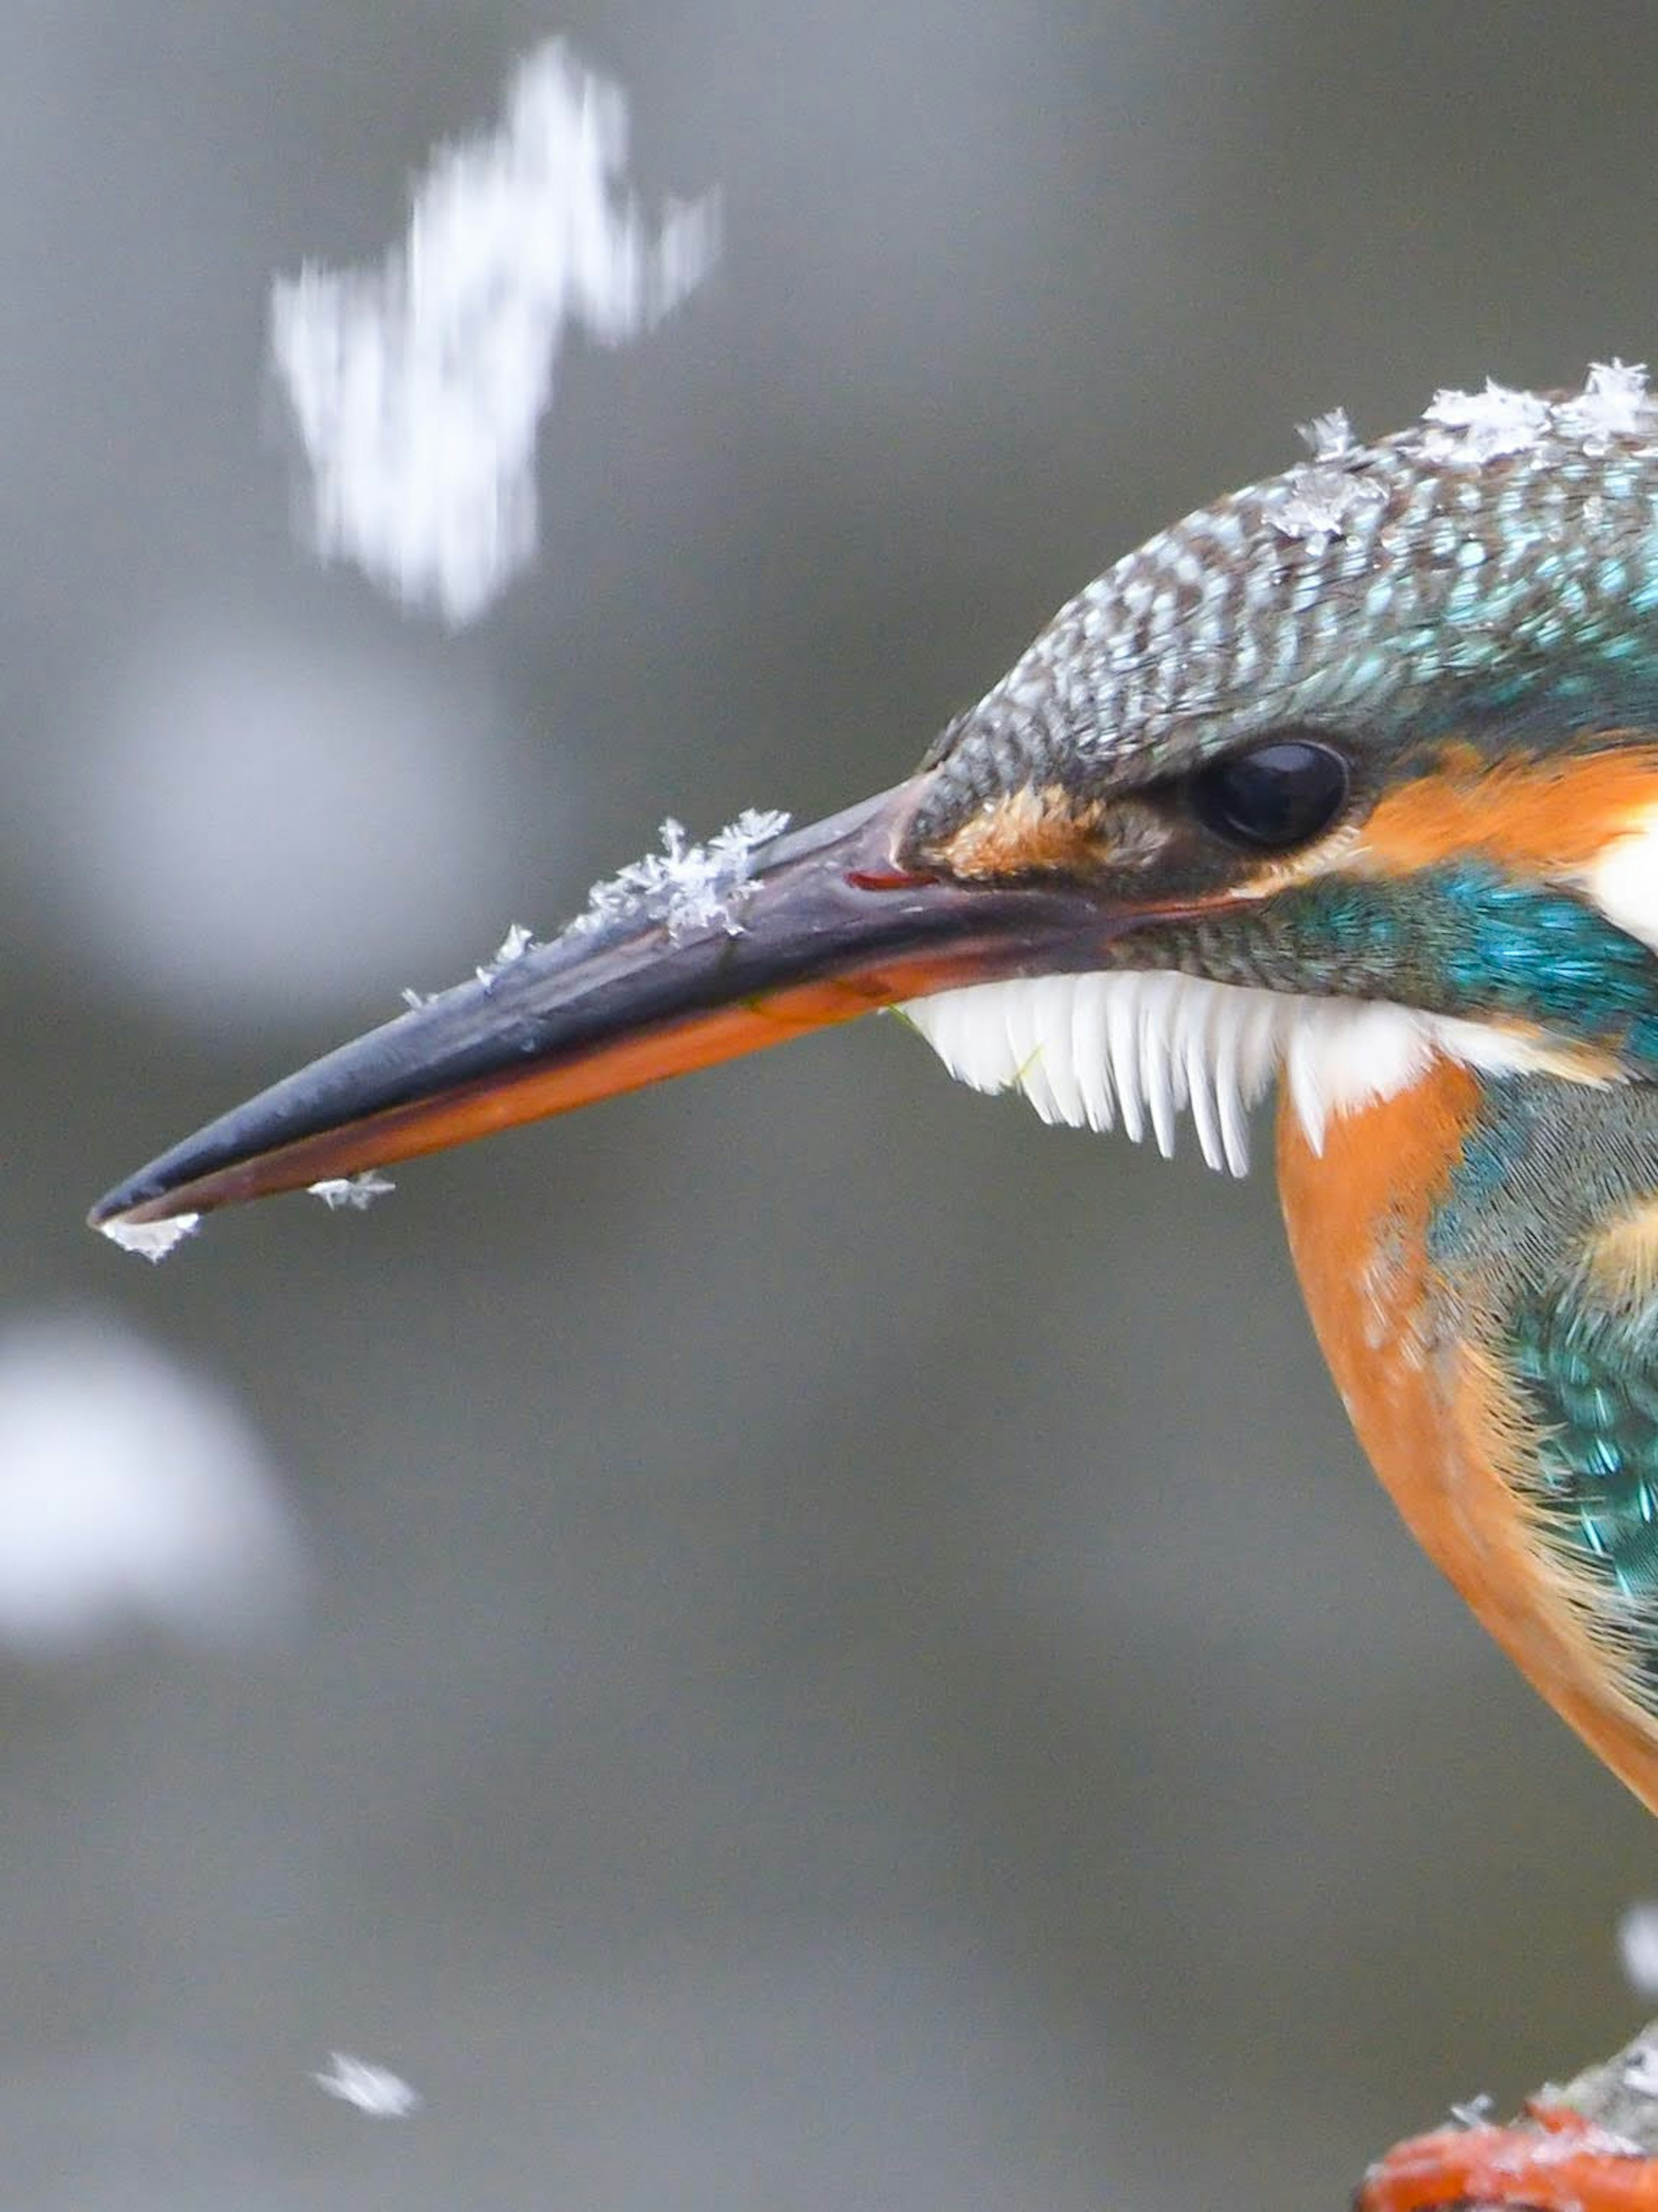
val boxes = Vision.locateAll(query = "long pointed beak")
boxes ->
[89,778,1118,1232]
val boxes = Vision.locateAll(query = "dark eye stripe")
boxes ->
[1190,738,1350,851]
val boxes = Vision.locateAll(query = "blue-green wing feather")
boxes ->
[1511,1298,1658,1622]
[1440,1081,1658,1711]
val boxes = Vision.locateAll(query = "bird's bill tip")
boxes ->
[88,778,1111,1233]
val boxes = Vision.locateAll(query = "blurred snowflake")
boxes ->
[271,38,720,623]
[0,1312,302,1654]
[313,2051,423,2118]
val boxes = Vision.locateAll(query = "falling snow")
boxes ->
[0,1313,301,1654]
[307,1173,396,1212]
[98,1213,201,1264]
[313,2051,422,2118]
[572,807,791,943]
[270,39,720,624]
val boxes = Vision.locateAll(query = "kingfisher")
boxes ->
[90,363,1658,2210]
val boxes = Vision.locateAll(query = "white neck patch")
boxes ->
[899,973,1560,1174]
[1585,801,1658,956]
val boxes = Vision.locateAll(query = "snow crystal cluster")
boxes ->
[1270,363,1658,539]
[394,808,788,1018]
[1417,360,1657,465]
[1269,406,1385,546]
[1554,358,1655,453]
[99,1212,201,1264]
[570,808,791,944]
[1418,377,1553,464]
[313,2051,422,2119]
[270,38,720,624]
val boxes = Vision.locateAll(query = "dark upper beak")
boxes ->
[89,776,1123,1232]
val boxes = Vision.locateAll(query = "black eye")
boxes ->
[1189,737,1350,850]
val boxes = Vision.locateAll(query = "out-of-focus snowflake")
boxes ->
[572,807,791,943]
[0,1312,302,1654]
[270,38,720,624]
[1620,1900,1658,2000]
[99,1213,201,1264]
[307,1172,396,1212]
[313,2051,422,2118]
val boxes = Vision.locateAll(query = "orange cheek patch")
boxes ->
[935,783,1166,881]
[1357,739,1658,877]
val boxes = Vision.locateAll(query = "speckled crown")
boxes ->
[915,364,1658,839]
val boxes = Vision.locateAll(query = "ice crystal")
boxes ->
[571,807,791,943]
[477,920,537,986]
[1406,363,1658,469]
[1556,358,1653,453]
[1269,403,1383,545]
[1419,377,1551,463]
[270,39,720,624]
[1448,2095,1495,2129]
[313,2051,422,2118]
[1296,407,1356,463]
[1269,465,1383,546]
[98,1213,202,1264]
[308,1172,396,1212]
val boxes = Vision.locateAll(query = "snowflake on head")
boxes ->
[1419,378,1551,464]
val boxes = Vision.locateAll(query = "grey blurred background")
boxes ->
[6,3,1658,2206]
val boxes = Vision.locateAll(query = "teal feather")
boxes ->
[1511,1295,1658,1668]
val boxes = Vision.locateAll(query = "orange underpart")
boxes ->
[1278,1059,1658,1820]
[1358,2103,1658,2212]
[1357,739,1658,877]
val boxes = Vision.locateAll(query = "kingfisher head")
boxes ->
[90,363,1658,1237]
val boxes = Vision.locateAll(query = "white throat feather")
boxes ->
[899,973,1560,1175]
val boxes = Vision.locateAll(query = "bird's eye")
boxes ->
[1189,737,1350,851]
